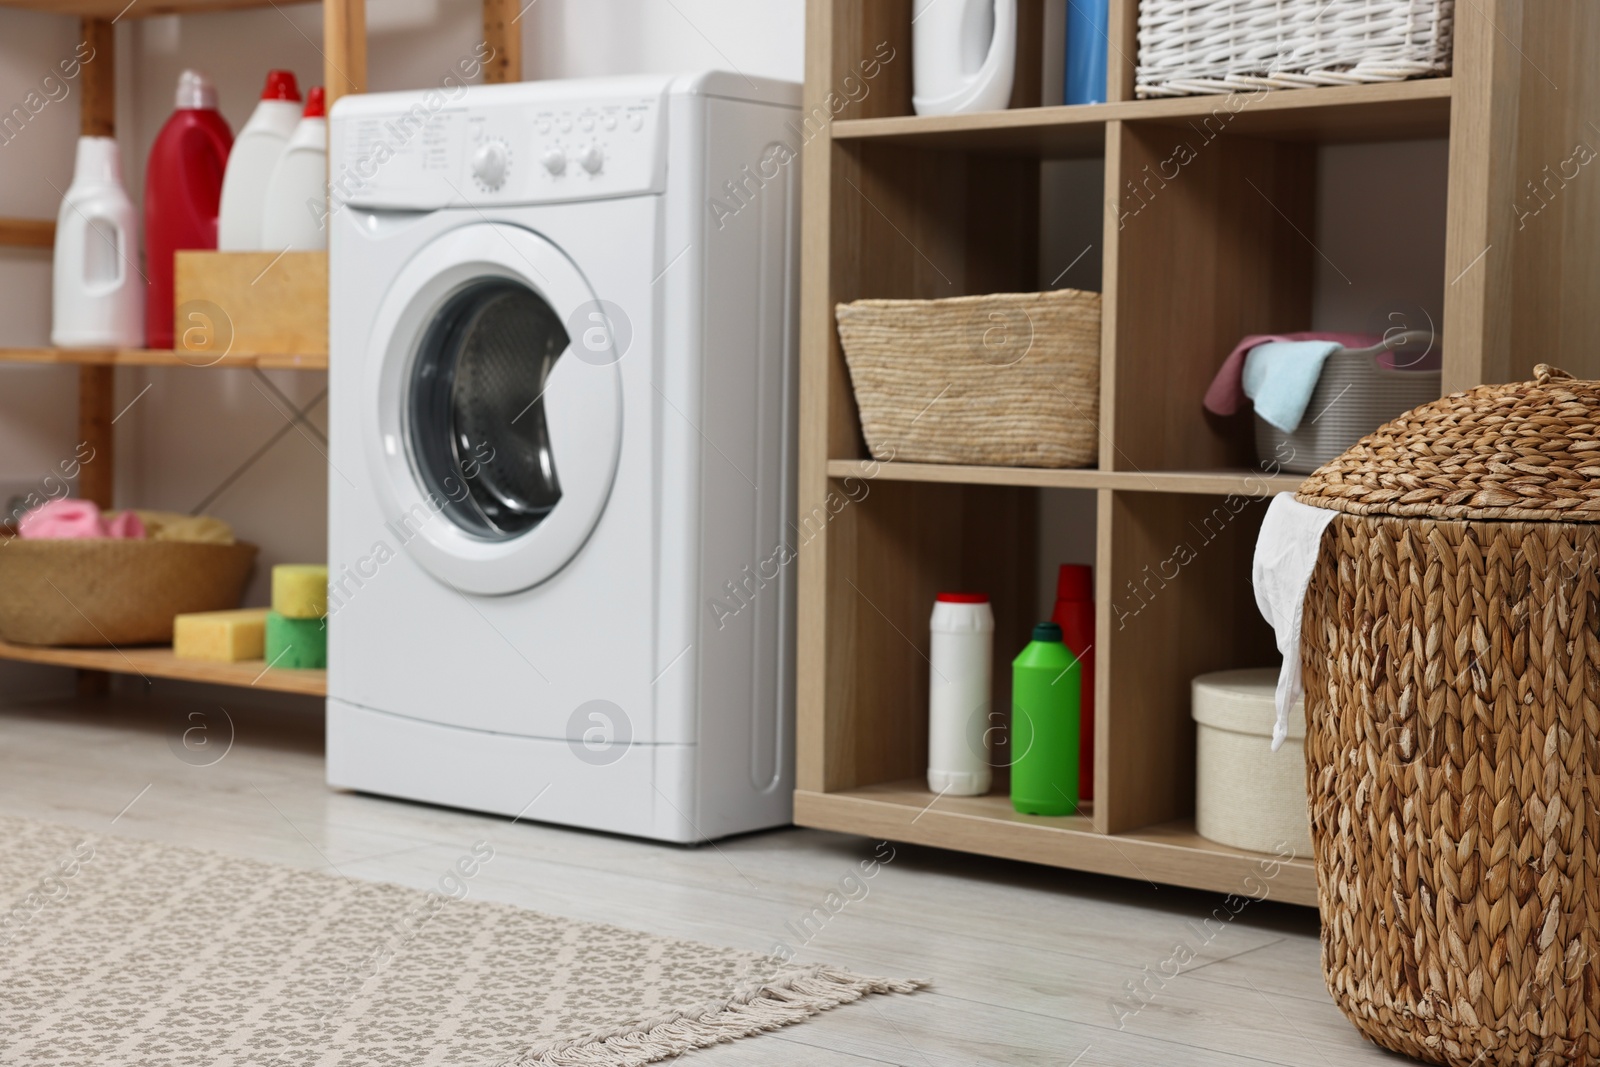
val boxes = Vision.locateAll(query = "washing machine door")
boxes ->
[363,223,622,595]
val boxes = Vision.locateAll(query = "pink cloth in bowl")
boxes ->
[17,499,147,540]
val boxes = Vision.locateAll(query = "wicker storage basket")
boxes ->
[0,538,257,646]
[1137,0,1454,98]
[1297,365,1600,1066]
[835,289,1100,469]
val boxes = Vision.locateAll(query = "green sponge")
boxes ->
[265,610,326,670]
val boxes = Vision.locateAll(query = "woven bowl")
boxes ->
[0,538,257,647]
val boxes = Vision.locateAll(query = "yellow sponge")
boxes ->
[173,608,269,662]
[272,564,328,618]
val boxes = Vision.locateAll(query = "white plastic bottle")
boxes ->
[260,87,327,251]
[52,136,143,347]
[911,0,1016,116]
[217,69,302,250]
[928,592,995,795]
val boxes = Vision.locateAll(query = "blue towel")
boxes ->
[1242,340,1342,433]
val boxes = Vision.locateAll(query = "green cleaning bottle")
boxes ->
[1011,622,1081,816]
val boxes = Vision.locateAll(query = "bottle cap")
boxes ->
[301,86,326,118]
[936,592,989,604]
[1031,621,1063,643]
[1055,563,1093,603]
[262,70,302,102]
[174,69,218,110]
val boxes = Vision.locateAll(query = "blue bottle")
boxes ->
[1064,0,1109,105]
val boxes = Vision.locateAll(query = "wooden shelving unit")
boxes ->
[0,0,521,697]
[794,0,1600,905]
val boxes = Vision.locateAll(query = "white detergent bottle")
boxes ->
[260,87,327,251]
[911,0,1016,116]
[217,69,302,250]
[52,136,143,347]
[927,592,995,796]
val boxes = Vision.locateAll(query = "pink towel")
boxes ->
[17,499,146,540]
[1204,332,1379,416]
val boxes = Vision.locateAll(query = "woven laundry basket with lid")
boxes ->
[1296,365,1600,1067]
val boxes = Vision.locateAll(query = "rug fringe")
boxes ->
[505,967,926,1066]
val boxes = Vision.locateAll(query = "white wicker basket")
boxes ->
[1137,0,1454,97]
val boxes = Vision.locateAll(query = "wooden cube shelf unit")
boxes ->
[794,0,1600,906]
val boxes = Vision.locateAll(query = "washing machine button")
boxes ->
[471,140,509,190]
[576,144,604,174]
[541,147,568,175]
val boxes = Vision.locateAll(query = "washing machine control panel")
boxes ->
[335,92,664,209]
[464,94,663,203]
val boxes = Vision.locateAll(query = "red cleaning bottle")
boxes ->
[1051,564,1095,801]
[144,69,232,348]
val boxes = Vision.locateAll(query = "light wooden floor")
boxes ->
[0,690,1407,1066]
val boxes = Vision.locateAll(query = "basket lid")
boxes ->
[1294,365,1600,522]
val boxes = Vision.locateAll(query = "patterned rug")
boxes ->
[0,815,917,1065]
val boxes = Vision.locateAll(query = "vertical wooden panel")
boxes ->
[1443,0,1600,390]
[481,0,522,84]
[1441,0,1521,392]
[78,18,113,138]
[76,369,114,509]
[78,17,115,695]
[1105,0,1139,103]
[76,17,116,513]
[796,0,846,793]
[324,0,367,110]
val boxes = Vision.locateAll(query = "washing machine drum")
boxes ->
[364,224,623,595]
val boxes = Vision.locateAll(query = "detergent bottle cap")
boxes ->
[262,70,302,102]
[1031,621,1063,643]
[301,87,326,118]
[173,69,218,110]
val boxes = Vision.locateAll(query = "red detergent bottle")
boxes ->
[1051,564,1096,802]
[144,69,232,348]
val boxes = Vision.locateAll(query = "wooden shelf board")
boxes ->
[795,780,1317,906]
[0,0,285,19]
[0,217,54,248]
[0,638,325,696]
[833,78,1452,155]
[826,459,1304,495]
[0,347,327,370]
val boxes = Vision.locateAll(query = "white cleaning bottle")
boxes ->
[260,87,327,251]
[911,0,1016,116]
[217,69,302,250]
[52,136,143,347]
[928,592,995,796]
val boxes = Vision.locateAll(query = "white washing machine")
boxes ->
[325,74,799,842]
